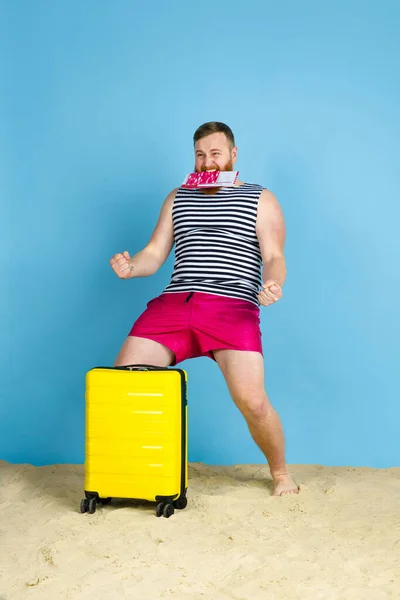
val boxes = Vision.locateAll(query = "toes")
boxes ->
[274,487,299,496]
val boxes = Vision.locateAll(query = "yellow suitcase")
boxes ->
[80,364,188,518]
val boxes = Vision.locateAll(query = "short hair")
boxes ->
[193,121,235,149]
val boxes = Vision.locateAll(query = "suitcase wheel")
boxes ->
[173,496,188,510]
[163,504,174,518]
[156,502,175,518]
[80,497,97,514]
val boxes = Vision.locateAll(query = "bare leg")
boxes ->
[114,336,175,367]
[213,349,299,496]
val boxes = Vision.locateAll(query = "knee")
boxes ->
[234,393,271,421]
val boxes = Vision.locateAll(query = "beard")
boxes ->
[195,159,234,195]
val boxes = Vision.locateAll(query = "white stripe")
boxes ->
[132,410,163,414]
[127,392,163,397]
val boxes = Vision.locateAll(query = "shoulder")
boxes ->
[244,184,282,209]
[167,187,180,198]
[259,187,282,211]
[157,188,180,219]
[256,188,285,224]
[259,188,281,206]
[163,187,180,206]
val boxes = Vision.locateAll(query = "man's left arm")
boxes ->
[255,189,287,307]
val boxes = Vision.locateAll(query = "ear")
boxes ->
[231,146,238,164]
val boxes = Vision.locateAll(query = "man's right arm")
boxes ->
[110,188,177,279]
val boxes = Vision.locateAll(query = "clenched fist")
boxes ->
[258,280,283,306]
[110,251,133,279]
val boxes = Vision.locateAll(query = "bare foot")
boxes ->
[272,472,299,496]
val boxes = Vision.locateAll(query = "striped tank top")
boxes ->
[163,183,265,306]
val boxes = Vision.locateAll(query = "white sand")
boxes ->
[0,460,399,599]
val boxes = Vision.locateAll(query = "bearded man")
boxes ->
[110,121,299,496]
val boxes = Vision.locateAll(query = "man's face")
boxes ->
[194,132,237,173]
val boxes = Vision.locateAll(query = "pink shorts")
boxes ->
[128,291,263,365]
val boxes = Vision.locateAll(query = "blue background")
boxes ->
[2,1,399,468]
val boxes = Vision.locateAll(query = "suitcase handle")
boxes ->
[122,364,168,371]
